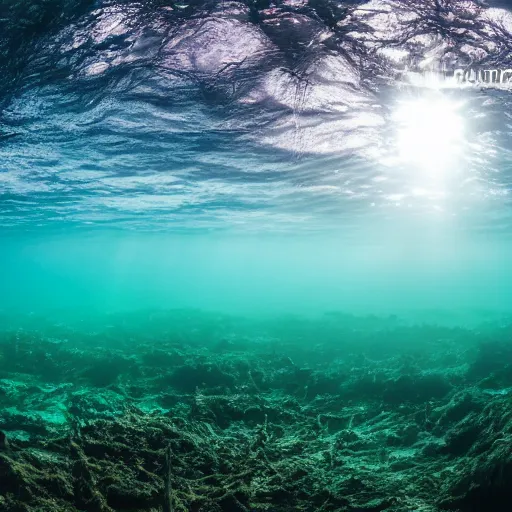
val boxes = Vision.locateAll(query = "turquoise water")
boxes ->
[1,0,512,326]
[2,229,512,322]
[3,1,512,511]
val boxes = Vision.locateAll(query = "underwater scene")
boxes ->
[3,0,512,511]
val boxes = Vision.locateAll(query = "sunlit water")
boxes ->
[3,4,512,510]
[1,0,512,321]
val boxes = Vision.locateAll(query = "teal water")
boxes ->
[2,229,512,322]
[3,1,512,511]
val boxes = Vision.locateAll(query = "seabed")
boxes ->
[1,310,511,512]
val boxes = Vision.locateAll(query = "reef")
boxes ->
[0,310,512,511]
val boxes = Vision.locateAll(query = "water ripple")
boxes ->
[1,0,512,232]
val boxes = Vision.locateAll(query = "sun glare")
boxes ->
[392,96,466,174]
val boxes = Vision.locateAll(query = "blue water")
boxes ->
[1,0,512,319]
[4,3,512,511]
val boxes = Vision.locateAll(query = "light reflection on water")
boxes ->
[0,0,510,235]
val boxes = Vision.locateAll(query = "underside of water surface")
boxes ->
[3,0,512,511]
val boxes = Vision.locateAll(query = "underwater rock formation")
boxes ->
[0,310,511,511]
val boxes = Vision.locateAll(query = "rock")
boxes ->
[0,430,9,451]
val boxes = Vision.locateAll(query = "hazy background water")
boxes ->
[2,229,512,324]
[2,0,512,322]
